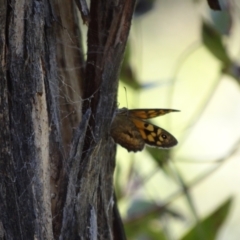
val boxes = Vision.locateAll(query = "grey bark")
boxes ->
[0,0,135,239]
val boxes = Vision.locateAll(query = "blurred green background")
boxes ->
[114,0,240,239]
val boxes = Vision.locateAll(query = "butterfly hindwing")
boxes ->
[110,113,145,152]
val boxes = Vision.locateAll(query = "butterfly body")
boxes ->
[110,108,179,152]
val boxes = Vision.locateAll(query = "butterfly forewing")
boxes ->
[129,109,180,119]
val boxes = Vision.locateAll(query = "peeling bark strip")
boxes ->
[0,0,135,239]
[60,109,91,239]
[76,0,136,239]
[1,0,62,239]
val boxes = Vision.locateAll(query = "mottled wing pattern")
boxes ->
[131,118,178,148]
[110,108,179,152]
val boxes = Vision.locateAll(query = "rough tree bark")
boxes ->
[0,0,136,239]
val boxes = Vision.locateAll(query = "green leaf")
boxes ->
[120,43,142,89]
[124,200,166,240]
[124,199,184,240]
[180,197,233,240]
[146,147,171,169]
[202,21,231,65]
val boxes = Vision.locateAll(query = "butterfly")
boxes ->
[110,108,179,152]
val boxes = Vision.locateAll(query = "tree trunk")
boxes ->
[0,0,136,239]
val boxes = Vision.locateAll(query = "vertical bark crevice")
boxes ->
[0,0,136,239]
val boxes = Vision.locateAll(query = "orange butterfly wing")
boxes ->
[131,118,178,148]
[128,109,180,119]
[110,108,179,151]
